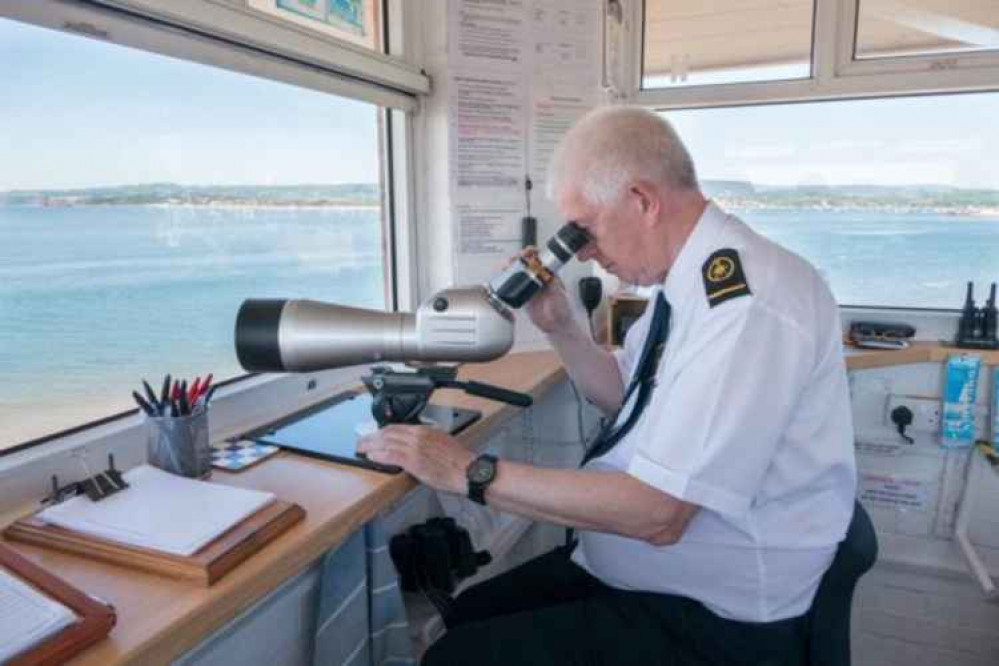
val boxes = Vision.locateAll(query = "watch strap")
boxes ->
[467,454,497,505]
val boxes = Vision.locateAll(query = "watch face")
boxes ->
[468,458,496,483]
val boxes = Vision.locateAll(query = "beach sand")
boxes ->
[1,396,137,452]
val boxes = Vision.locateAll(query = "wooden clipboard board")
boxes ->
[4,500,305,587]
[0,543,115,666]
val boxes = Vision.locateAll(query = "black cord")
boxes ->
[524,176,532,218]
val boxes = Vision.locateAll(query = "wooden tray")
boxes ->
[4,500,305,586]
[0,543,116,666]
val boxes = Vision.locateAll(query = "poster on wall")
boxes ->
[447,0,602,291]
[247,0,378,49]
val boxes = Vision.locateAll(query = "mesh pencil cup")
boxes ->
[146,407,212,478]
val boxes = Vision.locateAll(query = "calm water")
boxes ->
[0,205,385,447]
[1,204,998,447]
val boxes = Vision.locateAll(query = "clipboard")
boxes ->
[4,499,305,587]
[0,543,115,666]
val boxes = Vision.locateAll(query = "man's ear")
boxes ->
[629,181,661,221]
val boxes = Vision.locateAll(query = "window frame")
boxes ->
[0,0,424,488]
[622,0,999,314]
[629,0,999,110]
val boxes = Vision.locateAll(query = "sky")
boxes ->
[0,17,381,191]
[1,16,997,192]
[666,92,999,190]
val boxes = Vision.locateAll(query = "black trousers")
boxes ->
[421,546,808,666]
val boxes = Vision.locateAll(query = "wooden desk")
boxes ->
[1,351,565,666]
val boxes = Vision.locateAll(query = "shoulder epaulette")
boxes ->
[702,249,751,307]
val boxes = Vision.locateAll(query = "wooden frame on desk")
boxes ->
[0,542,116,666]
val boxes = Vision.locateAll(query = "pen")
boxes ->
[179,389,190,416]
[142,379,161,414]
[188,377,201,405]
[160,374,172,412]
[132,391,156,417]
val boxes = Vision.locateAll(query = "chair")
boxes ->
[806,500,878,666]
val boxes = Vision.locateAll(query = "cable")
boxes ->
[568,380,587,450]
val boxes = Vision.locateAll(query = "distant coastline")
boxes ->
[1,180,998,216]
[0,182,381,209]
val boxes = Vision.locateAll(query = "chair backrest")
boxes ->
[807,500,878,666]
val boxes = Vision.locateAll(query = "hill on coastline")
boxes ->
[0,183,381,207]
[1,181,997,215]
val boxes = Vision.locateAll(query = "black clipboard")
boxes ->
[248,392,480,474]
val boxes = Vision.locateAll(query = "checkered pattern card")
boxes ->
[211,439,280,471]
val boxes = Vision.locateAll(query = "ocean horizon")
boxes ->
[2,202,998,448]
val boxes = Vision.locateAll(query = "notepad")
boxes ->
[0,567,77,663]
[37,465,276,557]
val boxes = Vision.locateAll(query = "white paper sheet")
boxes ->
[448,0,527,70]
[37,465,275,557]
[449,73,527,193]
[0,567,76,663]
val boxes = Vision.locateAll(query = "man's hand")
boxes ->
[523,271,574,334]
[357,425,475,494]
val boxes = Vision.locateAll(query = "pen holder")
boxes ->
[146,407,211,478]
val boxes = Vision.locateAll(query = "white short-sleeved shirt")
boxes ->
[572,201,857,622]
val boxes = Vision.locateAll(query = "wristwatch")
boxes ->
[466,454,498,505]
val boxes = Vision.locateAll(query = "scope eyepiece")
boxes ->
[487,221,592,309]
[555,221,591,253]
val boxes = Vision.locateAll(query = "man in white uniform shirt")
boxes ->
[359,106,857,665]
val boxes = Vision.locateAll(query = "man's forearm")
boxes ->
[482,461,696,546]
[547,324,624,414]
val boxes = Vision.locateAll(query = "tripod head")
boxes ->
[362,366,533,428]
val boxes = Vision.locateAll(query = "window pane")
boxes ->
[643,0,814,88]
[856,0,999,59]
[662,92,999,308]
[0,18,387,451]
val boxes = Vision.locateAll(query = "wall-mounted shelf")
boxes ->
[846,341,999,371]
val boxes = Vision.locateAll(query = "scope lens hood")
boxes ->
[235,299,288,372]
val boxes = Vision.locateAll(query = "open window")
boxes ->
[0,1,426,455]
[663,91,999,309]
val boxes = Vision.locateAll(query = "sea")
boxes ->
[2,204,998,448]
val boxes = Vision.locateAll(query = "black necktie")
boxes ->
[580,292,671,466]
[567,293,671,547]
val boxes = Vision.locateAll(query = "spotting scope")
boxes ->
[235,221,591,372]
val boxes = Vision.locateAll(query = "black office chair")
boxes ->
[806,500,878,666]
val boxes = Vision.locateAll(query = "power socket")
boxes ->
[886,394,991,439]
[885,395,940,433]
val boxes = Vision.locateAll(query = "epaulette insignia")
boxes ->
[702,249,751,307]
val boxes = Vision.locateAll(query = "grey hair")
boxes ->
[546,106,698,205]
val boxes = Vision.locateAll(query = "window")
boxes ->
[642,0,815,88]
[663,92,999,308]
[856,0,999,60]
[0,17,389,451]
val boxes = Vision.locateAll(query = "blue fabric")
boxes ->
[314,521,415,666]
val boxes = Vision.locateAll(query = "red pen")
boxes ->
[196,374,214,405]
[188,377,201,404]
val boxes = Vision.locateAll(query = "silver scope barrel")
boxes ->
[235,286,514,372]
